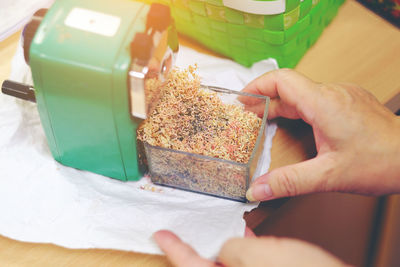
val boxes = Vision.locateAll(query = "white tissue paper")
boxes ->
[0,38,278,258]
[0,0,54,42]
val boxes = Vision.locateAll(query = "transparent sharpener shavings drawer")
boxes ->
[143,86,269,202]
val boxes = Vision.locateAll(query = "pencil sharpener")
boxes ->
[1,0,178,181]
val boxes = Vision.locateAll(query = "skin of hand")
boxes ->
[153,230,347,267]
[240,69,400,202]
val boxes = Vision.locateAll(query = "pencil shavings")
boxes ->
[138,66,262,164]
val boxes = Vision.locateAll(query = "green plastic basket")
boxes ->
[139,0,345,67]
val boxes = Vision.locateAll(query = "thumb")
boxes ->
[246,155,336,201]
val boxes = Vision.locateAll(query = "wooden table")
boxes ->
[1,1,399,266]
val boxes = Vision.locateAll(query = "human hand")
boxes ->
[240,69,400,201]
[153,230,347,267]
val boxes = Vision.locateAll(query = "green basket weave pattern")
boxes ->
[141,0,345,68]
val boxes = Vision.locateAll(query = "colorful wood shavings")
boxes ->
[138,66,261,164]
[137,66,265,202]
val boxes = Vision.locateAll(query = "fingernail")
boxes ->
[246,184,273,201]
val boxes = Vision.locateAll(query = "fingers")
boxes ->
[218,237,345,267]
[244,98,302,119]
[153,230,215,267]
[241,69,315,100]
[218,237,293,267]
[243,102,266,118]
[268,99,301,119]
[240,69,318,122]
[218,237,262,267]
[247,154,337,201]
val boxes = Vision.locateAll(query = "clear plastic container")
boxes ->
[144,85,269,202]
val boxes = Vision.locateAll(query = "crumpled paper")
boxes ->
[0,38,277,258]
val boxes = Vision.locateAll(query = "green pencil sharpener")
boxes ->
[1,0,179,181]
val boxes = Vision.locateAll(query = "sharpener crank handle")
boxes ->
[1,80,36,103]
